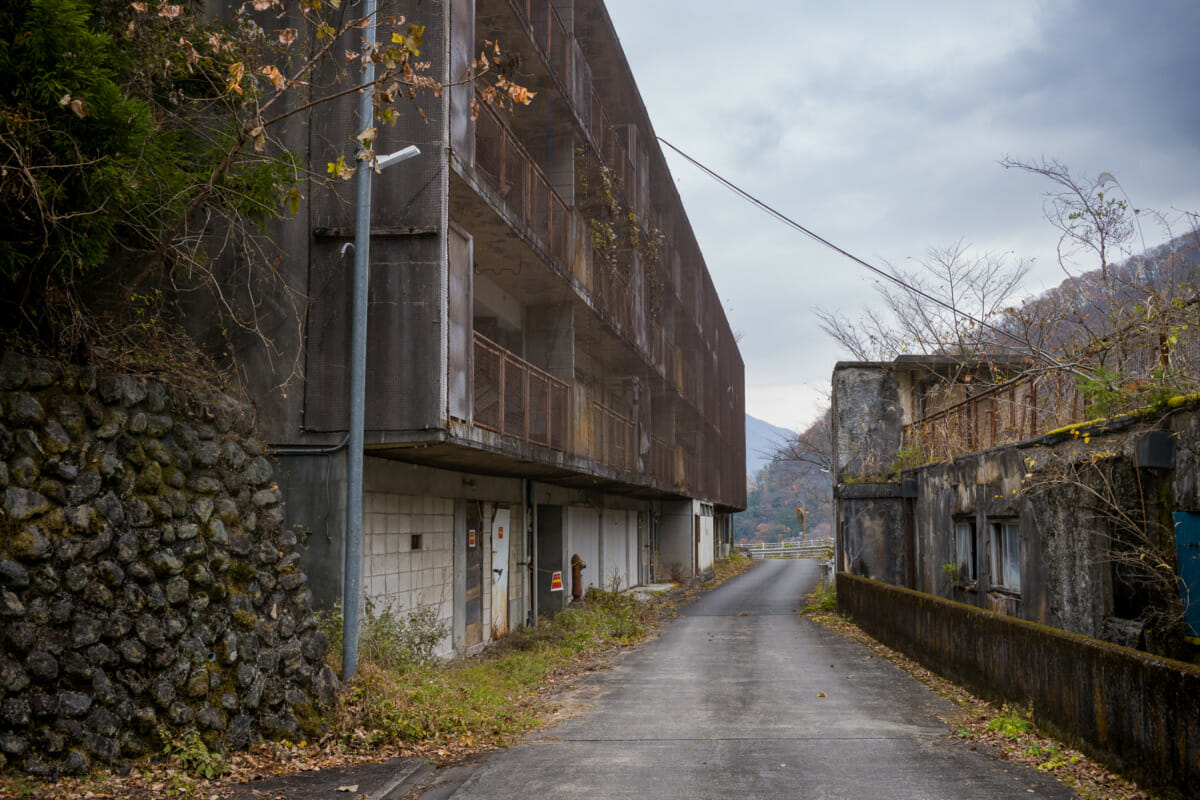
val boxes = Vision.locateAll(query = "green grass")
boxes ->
[987,707,1033,740]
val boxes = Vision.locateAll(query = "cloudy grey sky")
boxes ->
[602,0,1200,433]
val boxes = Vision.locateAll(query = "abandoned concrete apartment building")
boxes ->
[225,0,746,654]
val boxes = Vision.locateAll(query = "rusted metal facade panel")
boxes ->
[364,247,446,432]
[302,1,449,435]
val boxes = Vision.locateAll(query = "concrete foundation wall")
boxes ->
[838,573,1200,798]
[839,485,907,586]
[696,511,714,574]
[659,500,695,576]
[601,511,628,590]
[275,451,347,612]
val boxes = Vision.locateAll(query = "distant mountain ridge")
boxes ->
[745,414,795,480]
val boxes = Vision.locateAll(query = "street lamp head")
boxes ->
[376,145,420,170]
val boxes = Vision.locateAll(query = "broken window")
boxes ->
[954,520,977,582]
[989,520,1021,592]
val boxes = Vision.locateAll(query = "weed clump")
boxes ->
[799,581,838,614]
[327,589,661,752]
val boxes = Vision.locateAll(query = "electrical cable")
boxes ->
[656,136,1069,370]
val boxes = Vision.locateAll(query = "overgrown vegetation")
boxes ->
[798,581,837,614]
[158,728,229,781]
[0,0,529,371]
[1021,443,1187,654]
[740,408,834,546]
[318,600,449,676]
[330,587,664,750]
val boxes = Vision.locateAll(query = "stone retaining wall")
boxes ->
[0,352,336,777]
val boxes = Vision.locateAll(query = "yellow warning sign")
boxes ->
[550,571,563,592]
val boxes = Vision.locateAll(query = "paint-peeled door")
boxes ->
[491,507,511,638]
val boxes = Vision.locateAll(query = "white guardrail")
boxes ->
[743,538,834,560]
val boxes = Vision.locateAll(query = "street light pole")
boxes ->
[341,0,419,681]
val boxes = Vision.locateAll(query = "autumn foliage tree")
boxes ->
[0,0,530,358]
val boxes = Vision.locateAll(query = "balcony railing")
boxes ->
[593,402,635,472]
[473,105,571,266]
[520,0,571,89]
[473,332,569,451]
[904,369,1089,462]
[650,435,676,487]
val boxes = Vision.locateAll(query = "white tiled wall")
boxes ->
[363,493,455,653]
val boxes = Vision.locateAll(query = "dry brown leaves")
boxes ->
[808,612,1162,800]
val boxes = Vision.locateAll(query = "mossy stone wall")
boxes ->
[0,352,336,777]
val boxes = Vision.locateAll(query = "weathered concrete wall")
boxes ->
[901,425,1183,647]
[658,500,694,577]
[838,573,1200,798]
[838,484,906,585]
[909,449,1111,636]
[831,363,903,478]
[0,353,335,777]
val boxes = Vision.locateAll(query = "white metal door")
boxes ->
[490,507,511,638]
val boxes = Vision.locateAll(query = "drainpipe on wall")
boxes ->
[525,478,535,627]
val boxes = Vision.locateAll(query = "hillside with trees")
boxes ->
[735,408,833,544]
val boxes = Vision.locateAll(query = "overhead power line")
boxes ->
[656,136,1066,369]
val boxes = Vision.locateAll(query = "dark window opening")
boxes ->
[954,520,977,582]
[989,520,1021,592]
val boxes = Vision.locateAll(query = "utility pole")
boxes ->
[342,0,419,681]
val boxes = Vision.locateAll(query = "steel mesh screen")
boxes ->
[503,354,526,437]
[528,372,550,446]
[474,338,501,431]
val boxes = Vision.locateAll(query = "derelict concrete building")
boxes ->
[224,0,746,654]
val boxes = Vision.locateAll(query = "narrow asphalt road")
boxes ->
[418,559,1077,799]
